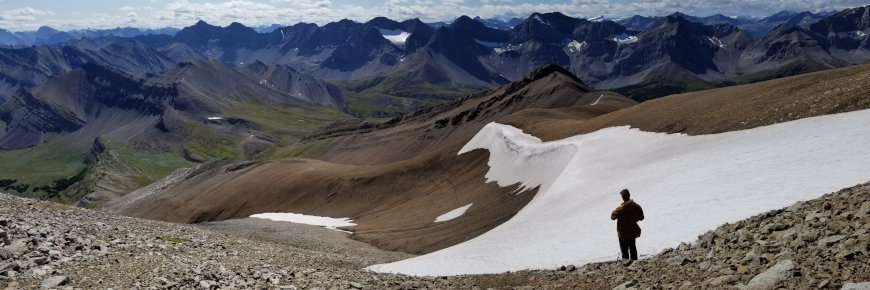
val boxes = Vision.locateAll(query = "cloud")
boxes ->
[0,6,50,22]
[1,0,868,31]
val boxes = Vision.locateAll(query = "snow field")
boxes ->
[435,203,473,222]
[368,109,870,276]
[250,212,356,232]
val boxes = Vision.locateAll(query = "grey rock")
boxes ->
[349,281,363,289]
[31,256,49,265]
[761,223,789,233]
[805,211,827,222]
[841,282,870,290]
[0,249,12,260]
[698,261,712,271]
[0,230,9,245]
[817,235,847,247]
[198,280,214,289]
[740,259,794,290]
[855,202,870,218]
[707,275,738,286]
[612,279,638,290]
[40,275,68,288]
[668,256,690,266]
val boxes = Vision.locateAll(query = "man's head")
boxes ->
[620,189,630,201]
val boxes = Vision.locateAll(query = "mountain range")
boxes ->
[1,6,868,108]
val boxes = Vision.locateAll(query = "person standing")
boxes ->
[611,188,644,263]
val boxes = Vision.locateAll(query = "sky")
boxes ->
[0,0,866,31]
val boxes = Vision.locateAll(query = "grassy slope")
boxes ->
[100,138,195,189]
[0,139,89,199]
[336,72,485,118]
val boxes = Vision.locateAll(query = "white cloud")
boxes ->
[0,6,50,21]
[0,0,868,31]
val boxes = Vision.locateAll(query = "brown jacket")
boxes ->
[611,199,644,239]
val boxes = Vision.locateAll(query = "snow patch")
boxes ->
[588,16,606,22]
[207,117,222,120]
[377,28,411,45]
[533,15,553,27]
[589,94,604,105]
[435,204,473,223]
[493,43,522,54]
[612,33,638,44]
[566,40,587,53]
[250,212,357,232]
[707,36,725,48]
[369,109,870,276]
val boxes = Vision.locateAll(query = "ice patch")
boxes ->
[250,212,357,232]
[369,109,870,276]
[377,28,411,45]
[435,203,473,222]
[612,33,638,44]
[566,40,587,53]
[707,36,725,48]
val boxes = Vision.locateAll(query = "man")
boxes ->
[611,188,644,263]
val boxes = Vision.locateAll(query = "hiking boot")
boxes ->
[622,260,633,266]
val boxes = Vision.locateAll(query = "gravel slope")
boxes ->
[2,182,869,289]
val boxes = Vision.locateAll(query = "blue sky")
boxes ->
[0,0,866,31]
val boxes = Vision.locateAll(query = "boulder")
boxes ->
[740,259,794,290]
[841,282,870,290]
[40,276,68,288]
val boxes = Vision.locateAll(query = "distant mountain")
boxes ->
[473,16,523,30]
[740,11,828,38]
[0,26,179,46]
[809,5,870,54]
[2,5,870,103]
[617,15,661,31]
[0,59,344,150]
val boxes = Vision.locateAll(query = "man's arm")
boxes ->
[611,205,622,220]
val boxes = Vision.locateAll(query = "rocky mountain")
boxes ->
[809,5,870,62]
[5,6,867,103]
[0,58,347,201]
[741,11,828,38]
[617,15,660,31]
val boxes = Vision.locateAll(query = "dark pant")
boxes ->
[619,238,637,260]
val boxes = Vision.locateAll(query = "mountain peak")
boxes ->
[522,64,585,86]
